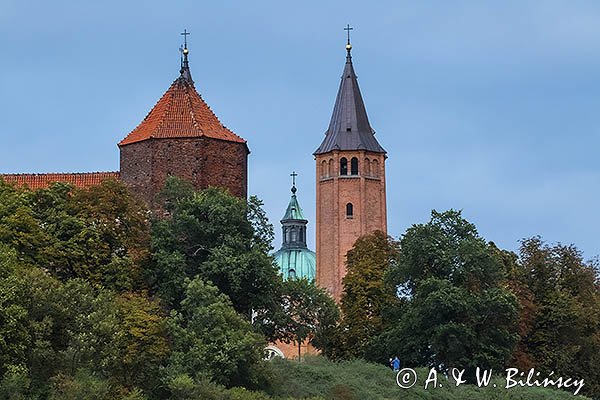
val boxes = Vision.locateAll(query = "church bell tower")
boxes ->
[314,29,387,300]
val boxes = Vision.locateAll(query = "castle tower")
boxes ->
[118,33,249,206]
[314,32,387,300]
[273,173,316,281]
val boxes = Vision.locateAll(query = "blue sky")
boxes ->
[1,1,598,260]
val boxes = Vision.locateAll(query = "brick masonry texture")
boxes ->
[315,150,387,301]
[120,136,248,207]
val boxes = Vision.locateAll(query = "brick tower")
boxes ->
[314,34,387,301]
[119,35,249,206]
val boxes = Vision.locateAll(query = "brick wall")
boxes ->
[120,137,248,207]
[315,150,387,301]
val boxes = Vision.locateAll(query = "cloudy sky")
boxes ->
[1,0,598,260]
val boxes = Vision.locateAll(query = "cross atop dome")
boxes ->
[290,171,298,194]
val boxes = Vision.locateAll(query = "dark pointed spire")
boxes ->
[314,26,385,155]
[179,29,193,84]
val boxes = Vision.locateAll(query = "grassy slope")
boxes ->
[263,356,587,400]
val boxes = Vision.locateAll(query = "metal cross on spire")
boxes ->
[344,24,354,60]
[344,24,353,46]
[290,171,298,194]
[179,29,193,84]
[181,29,190,48]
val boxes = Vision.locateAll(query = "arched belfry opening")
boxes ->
[340,158,348,176]
[350,157,359,175]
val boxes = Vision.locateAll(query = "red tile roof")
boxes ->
[0,172,120,190]
[119,77,246,146]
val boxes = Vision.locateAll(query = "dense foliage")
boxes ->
[0,178,287,399]
[163,277,267,390]
[0,176,597,399]
[380,210,520,374]
[278,278,340,359]
[326,210,599,398]
[0,179,149,291]
[148,179,283,339]
[329,231,399,359]
[516,238,600,396]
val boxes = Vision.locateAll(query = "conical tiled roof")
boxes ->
[119,54,246,146]
[314,46,385,155]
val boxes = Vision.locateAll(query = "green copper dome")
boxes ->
[273,178,316,281]
[274,247,316,281]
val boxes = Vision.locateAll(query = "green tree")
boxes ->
[490,243,537,371]
[53,281,170,393]
[70,180,151,288]
[279,278,340,359]
[0,365,32,400]
[149,178,282,324]
[377,210,519,374]
[48,370,147,400]
[30,180,150,291]
[112,292,170,394]
[0,180,46,263]
[0,246,30,380]
[0,257,169,395]
[0,179,150,292]
[335,231,399,359]
[163,277,267,390]
[518,237,600,397]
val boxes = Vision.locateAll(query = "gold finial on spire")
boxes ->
[179,29,193,83]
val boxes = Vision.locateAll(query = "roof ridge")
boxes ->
[1,171,119,176]
[185,83,205,134]
[137,84,173,138]
[1,171,120,190]
[150,83,177,138]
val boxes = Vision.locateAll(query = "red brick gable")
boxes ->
[1,172,120,190]
[119,77,246,146]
